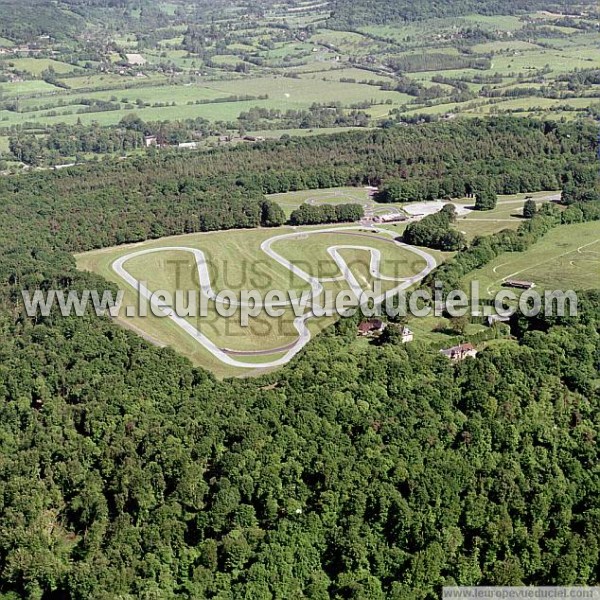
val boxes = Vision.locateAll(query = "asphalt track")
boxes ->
[112,226,436,369]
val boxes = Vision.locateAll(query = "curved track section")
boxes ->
[112,226,436,369]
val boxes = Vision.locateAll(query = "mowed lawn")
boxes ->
[76,227,309,368]
[123,248,306,356]
[268,186,373,217]
[273,230,427,284]
[462,221,600,295]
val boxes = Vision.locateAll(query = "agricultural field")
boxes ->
[4,57,78,75]
[1,0,598,167]
[76,223,436,378]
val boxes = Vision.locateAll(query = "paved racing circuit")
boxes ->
[112,226,436,369]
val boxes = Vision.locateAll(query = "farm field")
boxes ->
[6,57,78,75]
[0,73,404,130]
[1,1,599,169]
[76,223,436,377]
[462,221,600,296]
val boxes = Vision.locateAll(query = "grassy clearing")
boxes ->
[203,76,406,107]
[407,314,489,346]
[0,99,277,128]
[62,73,156,89]
[76,227,307,377]
[74,192,588,377]
[0,80,61,98]
[76,224,425,377]
[269,186,371,207]
[490,50,597,75]
[470,40,543,53]
[16,81,229,111]
[274,230,426,282]
[455,191,560,239]
[474,97,599,115]
[462,221,600,295]
[7,58,78,75]
[268,186,372,217]
[461,14,524,31]
[299,66,395,83]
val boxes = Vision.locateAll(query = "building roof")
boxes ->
[440,343,476,357]
[358,319,385,333]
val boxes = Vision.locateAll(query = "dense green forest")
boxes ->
[1,117,597,262]
[0,117,599,598]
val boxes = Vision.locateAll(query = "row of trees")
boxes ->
[289,203,364,226]
[238,103,371,131]
[376,177,497,208]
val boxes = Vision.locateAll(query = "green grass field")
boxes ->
[0,72,410,129]
[274,230,426,287]
[462,221,600,296]
[456,191,561,240]
[268,186,373,217]
[5,57,78,76]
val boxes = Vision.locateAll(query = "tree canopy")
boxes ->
[0,117,598,598]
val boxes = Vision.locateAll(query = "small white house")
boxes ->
[401,327,414,343]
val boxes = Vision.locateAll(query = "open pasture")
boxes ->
[268,186,373,217]
[5,57,78,76]
[456,191,561,240]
